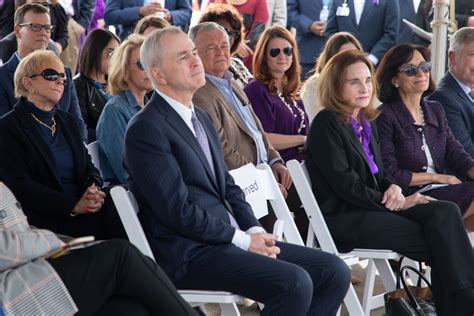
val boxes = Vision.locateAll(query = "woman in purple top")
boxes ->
[376,44,474,230]
[244,26,309,162]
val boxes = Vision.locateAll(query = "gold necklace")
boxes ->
[31,113,56,136]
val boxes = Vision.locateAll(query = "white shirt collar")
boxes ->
[449,70,474,101]
[154,88,197,136]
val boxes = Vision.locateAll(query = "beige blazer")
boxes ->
[193,79,281,170]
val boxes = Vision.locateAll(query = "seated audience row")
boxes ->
[305,49,474,315]
[122,26,351,315]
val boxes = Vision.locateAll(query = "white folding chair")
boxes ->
[85,141,101,175]
[287,159,403,315]
[110,186,243,316]
[229,163,302,245]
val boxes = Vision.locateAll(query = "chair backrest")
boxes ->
[230,163,304,245]
[110,186,155,260]
[85,141,101,175]
[287,159,340,254]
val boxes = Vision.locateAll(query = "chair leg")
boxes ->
[219,303,241,316]
[362,259,377,315]
[374,258,397,291]
[343,283,365,315]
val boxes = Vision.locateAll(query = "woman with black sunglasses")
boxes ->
[96,34,152,185]
[0,50,126,240]
[376,44,474,230]
[244,26,309,163]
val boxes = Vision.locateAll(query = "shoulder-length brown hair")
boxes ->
[252,26,300,100]
[318,50,379,123]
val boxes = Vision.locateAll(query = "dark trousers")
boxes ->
[352,201,474,315]
[172,242,351,316]
[48,240,197,316]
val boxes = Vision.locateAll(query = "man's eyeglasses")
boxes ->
[398,62,432,76]
[225,28,240,41]
[35,2,52,8]
[131,59,145,71]
[269,47,293,58]
[19,23,54,33]
[29,68,67,85]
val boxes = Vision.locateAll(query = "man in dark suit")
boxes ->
[429,27,474,157]
[287,0,327,79]
[0,3,86,140]
[104,0,191,40]
[0,31,59,64]
[325,0,399,66]
[397,0,417,44]
[123,26,350,315]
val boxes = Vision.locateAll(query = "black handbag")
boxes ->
[385,262,437,316]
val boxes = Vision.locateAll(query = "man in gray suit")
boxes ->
[429,27,474,157]
[123,26,350,315]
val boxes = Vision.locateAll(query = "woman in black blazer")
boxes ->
[0,50,124,239]
[305,50,474,315]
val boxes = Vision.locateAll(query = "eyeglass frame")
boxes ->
[19,22,54,33]
[224,28,240,41]
[29,68,67,85]
[398,61,432,76]
[268,47,293,58]
[130,59,145,71]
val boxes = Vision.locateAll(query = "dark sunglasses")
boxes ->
[29,68,67,85]
[269,47,293,58]
[398,62,432,76]
[131,59,145,71]
[19,23,54,33]
[225,28,240,41]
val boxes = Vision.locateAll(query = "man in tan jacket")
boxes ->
[190,22,302,232]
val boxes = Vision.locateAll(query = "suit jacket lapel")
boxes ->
[344,123,371,168]
[348,0,357,27]
[15,106,63,188]
[446,72,474,105]
[152,93,220,191]
[357,0,372,28]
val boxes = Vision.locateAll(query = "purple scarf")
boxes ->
[350,113,379,175]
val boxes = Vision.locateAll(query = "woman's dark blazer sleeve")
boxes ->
[0,109,101,218]
[305,110,387,211]
[376,104,414,188]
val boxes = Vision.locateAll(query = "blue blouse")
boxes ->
[96,90,144,184]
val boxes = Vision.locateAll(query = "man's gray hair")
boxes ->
[140,26,183,87]
[188,22,230,45]
[450,27,474,55]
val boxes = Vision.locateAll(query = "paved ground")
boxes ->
[204,259,386,316]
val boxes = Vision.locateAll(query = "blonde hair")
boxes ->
[14,50,63,98]
[107,33,145,95]
[318,50,379,123]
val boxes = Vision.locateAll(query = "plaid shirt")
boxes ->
[0,182,78,315]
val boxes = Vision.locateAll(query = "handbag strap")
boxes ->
[399,265,434,314]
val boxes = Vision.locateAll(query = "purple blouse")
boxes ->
[244,79,309,162]
[350,113,378,175]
